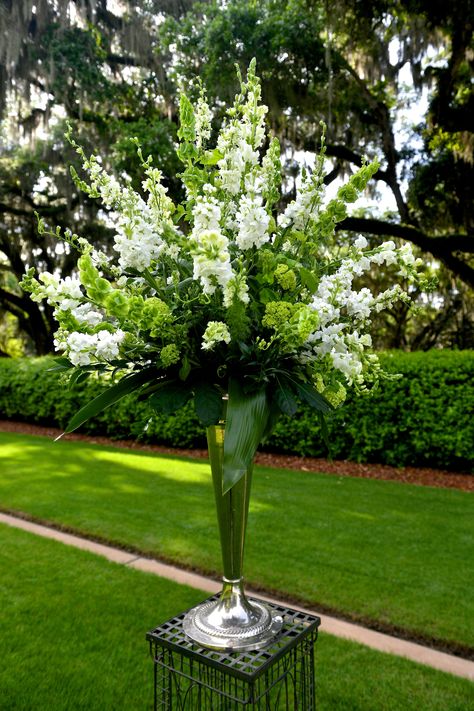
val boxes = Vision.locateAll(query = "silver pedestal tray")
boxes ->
[183,578,283,651]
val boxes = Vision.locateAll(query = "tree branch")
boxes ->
[0,203,32,218]
[107,53,138,66]
[324,144,390,183]
[338,217,474,287]
[0,287,29,311]
[0,198,77,218]
[338,54,412,223]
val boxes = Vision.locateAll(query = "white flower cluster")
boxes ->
[216,67,267,197]
[57,329,125,366]
[78,151,172,273]
[113,195,165,272]
[305,240,416,383]
[278,171,318,231]
[190,189,237,296]
[223,272,250,308]
[30,272,83,308]
[142,166,175,225]
[235,194,270,250]
[192,190,222,233]
[31,273,103,328]
[217,128,259,195]
[194,94,213,151]
[85,156,122,209]
[70,303,103,327]
[202,321,231,351]
[192,230,233,295]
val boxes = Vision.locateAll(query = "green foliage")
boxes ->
[64,367,160,434]
[193,381,224,426]
[0,312,26,357]
[161,0,327,111]
[111,117,183,198]
[270,350,474,471]
[408,151,473,234]
[38,25,111,106]
[0,352,472,470]
[148,380,192,416]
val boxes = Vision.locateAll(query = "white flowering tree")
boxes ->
[22,61,422,492]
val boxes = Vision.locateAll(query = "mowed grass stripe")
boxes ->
[0,432,472,650]
[1,524,474,711]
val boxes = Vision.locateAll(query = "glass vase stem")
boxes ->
[208,423,251,581]
[182,423,282,650]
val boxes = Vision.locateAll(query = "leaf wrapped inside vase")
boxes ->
[222,378,271,494]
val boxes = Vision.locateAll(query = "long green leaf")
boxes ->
[294,379,333,414]
[223,378,270,493]
[274,378,298,416]
[64,368,157,435]
[149,380,191,415]
[46,357,73,372]
[260,399,281,444]
[194,381,224,426]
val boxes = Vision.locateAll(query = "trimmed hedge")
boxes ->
[0,351,473,471]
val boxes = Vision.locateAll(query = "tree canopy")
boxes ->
[0,0,472,354]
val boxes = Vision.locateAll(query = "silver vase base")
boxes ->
[183,579,283,651]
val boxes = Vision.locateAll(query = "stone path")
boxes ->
[1,511,473,682]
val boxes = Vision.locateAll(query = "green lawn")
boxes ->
[0,432,473,652]
[1,523,473,710]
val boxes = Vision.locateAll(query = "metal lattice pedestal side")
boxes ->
[147,596,321,710]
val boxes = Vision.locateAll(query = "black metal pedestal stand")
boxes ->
[147,595,320,710]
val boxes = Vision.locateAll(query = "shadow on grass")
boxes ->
[1,432,474,654]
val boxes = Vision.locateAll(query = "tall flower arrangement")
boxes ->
[22,61,421,492]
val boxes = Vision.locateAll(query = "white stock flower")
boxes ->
[372,241,397,266]
[72,303,103,327]
[202,321,231,351]
[397,243,420,278]
[235,194,270,250]
[65,332,98,366]
[86,159,122,209]
[346,288,374,320]
[217,118,260,196]
[192,192,221,234]
[38,272,83,303]
[354,235,368,250]
[65,329,125,366]
[195,95,212,151]
[278,173,318,231]
[142,168,175,234]
[95,330,125,360]
[113,199,165,272]
[398,244,416,265]
[352,256,372,276]
[373,285,405,312]
[223,273,250,307]
[191,230,233,295]
[331,350,363,381]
